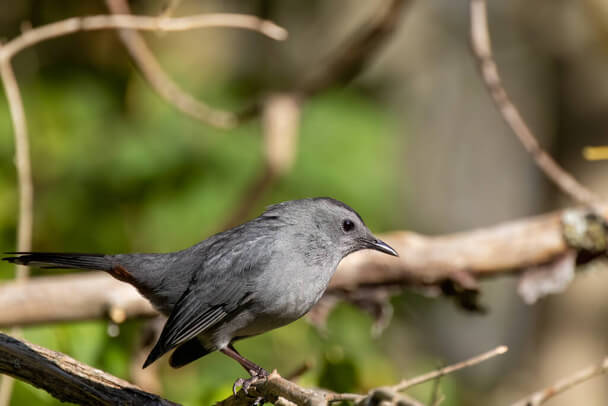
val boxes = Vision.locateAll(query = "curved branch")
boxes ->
[469,0,604,208]
[0,333,178,406]
[0,56,33,281]
[104,0,240,129]
[0,37,35,406]
[0,13,287,62]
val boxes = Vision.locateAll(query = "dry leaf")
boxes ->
[517,251,576,304]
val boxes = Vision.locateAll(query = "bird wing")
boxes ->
[142,218,283,368]
[143,279,249,368]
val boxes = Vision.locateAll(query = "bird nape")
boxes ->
[4,197,398,394]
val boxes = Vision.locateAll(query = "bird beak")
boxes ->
[365,238,399,257]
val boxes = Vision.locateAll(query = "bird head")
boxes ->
[264,197,398,259]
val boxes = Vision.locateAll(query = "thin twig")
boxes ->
[511,356,608,406]
[298,0,410,96]
[428,365,442,406]
[235,0,410,122]
[0,49,34,406]
[0,13,287,62]
[284,361,313,381]
[159,0,183,19]
[469,0,604,208]
[393,345,508,391]
[104,0,241,128]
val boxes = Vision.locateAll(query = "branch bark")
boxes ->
[2,207,606,328]
[0,333,178,406]
[0,13,287,63]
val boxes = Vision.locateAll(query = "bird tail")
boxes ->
[3,252,137,285]
[4,252,111,270]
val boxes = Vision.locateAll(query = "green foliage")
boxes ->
[0,68,415,405]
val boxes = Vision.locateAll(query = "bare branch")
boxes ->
[0,43,34,406]
[159,0,183,19]
[0,52,33,280]
[511,356,608,406]
[0,13,287,63]
[3,208,607,328]
[325,346,507,405]
[0,331,508,406]
[469,0,604,208]
[298,0,410,96]
[236,0,410,122]
[0,333,178,406]
[394,346,508,391]
[0,273,157,327]
[104,0,240,129]
[215,371,328,406]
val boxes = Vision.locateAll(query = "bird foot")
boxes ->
[232,367,269,396]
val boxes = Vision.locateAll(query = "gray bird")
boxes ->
[4,197,397,391]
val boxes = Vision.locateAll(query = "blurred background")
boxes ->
[1,0,607,405]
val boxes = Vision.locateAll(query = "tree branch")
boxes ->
[2,207,606,328]
[297,0,410,97]
[469,0,604,208]
[0,13,287,63]
[0,273,157,327]
[393,346,508,391]
[0,333,178,406]
[0,39,34,406]
[236,0,410,122]
[217,345,508,405]
[511,356,608,406]
[103,0,244,129]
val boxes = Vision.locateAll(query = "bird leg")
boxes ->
[221,344,269,396]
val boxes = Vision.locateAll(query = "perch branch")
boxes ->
[469,0,604,208]
[0,273,157,327]
[0,333,178,406]
[0,331,507,406]
[0,13,287,63]
[104,0,241,129]
[4,207,606,328]
[218,345,507,405]
[511,356,608,406]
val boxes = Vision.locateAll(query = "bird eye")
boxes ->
[342,219,355,232]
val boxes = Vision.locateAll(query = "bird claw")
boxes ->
[232,367,269,396]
